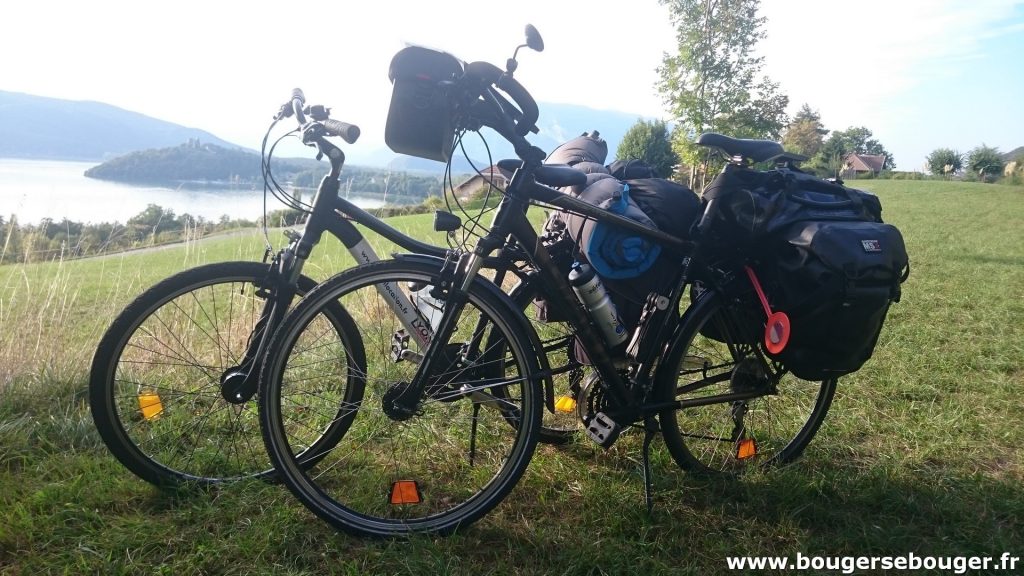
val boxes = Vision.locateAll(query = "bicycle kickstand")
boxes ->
[641,416,658,515]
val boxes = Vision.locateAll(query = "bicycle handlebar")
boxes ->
[463,61,539,141]
[283,88,361,145]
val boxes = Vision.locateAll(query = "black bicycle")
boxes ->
[256,25,839,537]
[89,84,583,486]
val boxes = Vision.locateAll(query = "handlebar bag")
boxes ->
[385,46,465,162]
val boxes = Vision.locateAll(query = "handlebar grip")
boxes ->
[322,119,361,144]
[291,88,306,124]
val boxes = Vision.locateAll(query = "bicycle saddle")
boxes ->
[696,133,785,164]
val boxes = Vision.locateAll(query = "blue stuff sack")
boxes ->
[564,176,662,279]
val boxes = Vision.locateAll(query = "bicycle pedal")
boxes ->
[390,330,411,363]
[586,412,622,448]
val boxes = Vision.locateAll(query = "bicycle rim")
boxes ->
[260,258,541,536]
[90,262,362,485]
[658,289,837,474]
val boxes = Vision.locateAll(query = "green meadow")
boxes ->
[1,180,1022,574]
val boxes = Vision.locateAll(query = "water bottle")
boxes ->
[568,263,628,347]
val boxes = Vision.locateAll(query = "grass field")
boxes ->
[1,180,1022,574]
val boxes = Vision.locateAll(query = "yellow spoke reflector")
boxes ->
[554,395,576,413]
[735,438,757,460]
[390,480,422,505]
[138,392,164,420]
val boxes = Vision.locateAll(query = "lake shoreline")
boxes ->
[0,158,386,225]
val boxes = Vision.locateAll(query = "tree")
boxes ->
[810,126,894,176]
[838,127,893,166]
[614,119,679,178]
[782,104,828,158]
[657,0,789,189]
[966,145,1005,182]
[127,204,177,243]
[925,148,964,178]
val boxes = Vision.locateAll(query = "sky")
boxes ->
[2,0,1022,171]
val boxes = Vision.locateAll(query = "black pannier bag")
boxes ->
[704,167,883,241]
[699,166,909,380]
[765,218,909,381]
[385,46,464,162]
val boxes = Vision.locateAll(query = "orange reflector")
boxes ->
[554,395,576,413]
[736,438,757,460]
[138,392,164,420]
[390,480,422,505]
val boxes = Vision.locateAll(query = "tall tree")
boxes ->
[657,0,789,189]
[615,119,679,178]
[782,104,828,158]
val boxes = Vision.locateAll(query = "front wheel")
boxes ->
[259,258,542,537]
[655,288,837,474]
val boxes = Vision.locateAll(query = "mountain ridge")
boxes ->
[0,90,243,161]
[2,91,654,170]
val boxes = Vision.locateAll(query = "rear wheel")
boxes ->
[89,261,364,486]
[259,258,541,536]
[656,289,836,474]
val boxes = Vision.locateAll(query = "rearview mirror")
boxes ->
[525,24,544,52]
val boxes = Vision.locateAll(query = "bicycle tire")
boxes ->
[90,261,365,486]
[656,288,837,474]
[259,257,541,537]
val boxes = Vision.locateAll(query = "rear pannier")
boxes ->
[698,165,909,380]
[764,219,908,380]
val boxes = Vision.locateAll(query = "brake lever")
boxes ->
[275,102,294,121]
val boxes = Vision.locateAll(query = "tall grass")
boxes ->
[1,181,1022,574]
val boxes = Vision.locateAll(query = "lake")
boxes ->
[0,158,384,225]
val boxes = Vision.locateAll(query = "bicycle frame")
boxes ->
[223,131,543,403]
[390,152,789,447]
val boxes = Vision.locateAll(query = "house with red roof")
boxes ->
[842,153,887,178]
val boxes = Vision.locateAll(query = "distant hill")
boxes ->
[352,102,654,173]
[1003,146,1024,161]
[85,142,446,202]
[0,90,243,161]
[84,141,264,184]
